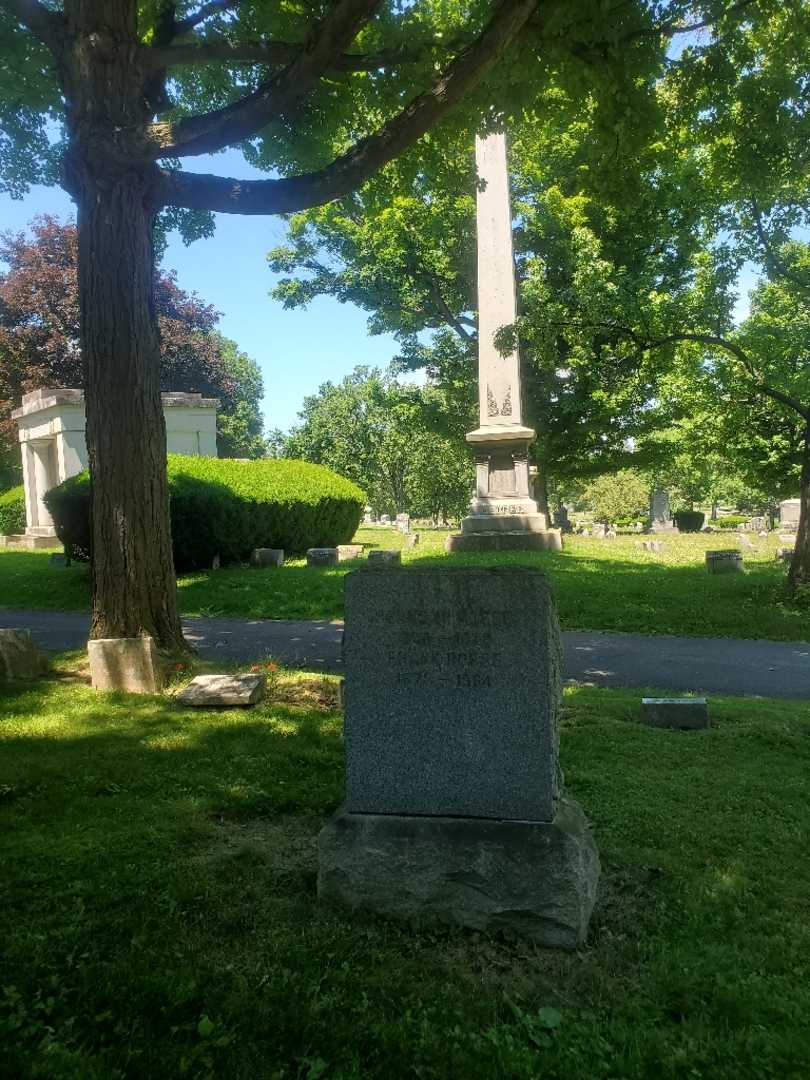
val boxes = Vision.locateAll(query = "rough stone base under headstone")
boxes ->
[318,797,599,948]
[445,529,562,553]
[87,636,163,693]
[177,673,265,706]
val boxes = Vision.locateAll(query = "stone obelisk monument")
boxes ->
[448,131,561,552]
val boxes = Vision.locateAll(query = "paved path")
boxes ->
[2,609,808,699]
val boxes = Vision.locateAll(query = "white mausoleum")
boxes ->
[10,388,218,546]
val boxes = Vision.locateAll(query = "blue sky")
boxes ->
[0,148,401,434]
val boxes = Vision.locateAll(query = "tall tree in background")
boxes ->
[0,0,744,650]
[0,216,266,484]
[285,367,472,520]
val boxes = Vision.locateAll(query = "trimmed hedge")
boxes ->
[673,509,705,533]
[44,456,365,571]
[0,485,25,536]
[715,514,752,530]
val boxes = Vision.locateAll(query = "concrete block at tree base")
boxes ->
[307,548,338,568]
[776,547,794,562]
[337,544,363,562]
[87,637,163,694]
[318,798,600,948]
[641,697,709,730]
[250,547,284,568]
[176,673,265,707]
[445,530,562,554]
[0,629,50,682]
[367,550,401,566]
[705,550,744,575]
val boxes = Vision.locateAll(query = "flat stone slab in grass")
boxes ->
[177,673,266,707]
[318,797,600,948]
[87,637,163,694]
[0,628,50,681]
[641,697,709,730]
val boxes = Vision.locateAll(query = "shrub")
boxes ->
[715,514,751,530]
[0,485,25,535]
[45,456,365,571]
[674,509,705,533]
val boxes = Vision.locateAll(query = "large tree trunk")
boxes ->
[788,420,810,592]
[75,169,185,651]
[64,0,185,652]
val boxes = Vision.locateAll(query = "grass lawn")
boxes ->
[2,527,808,641]
[2,669,809,1078]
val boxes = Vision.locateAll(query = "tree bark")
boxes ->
[62,0,185,652]
[788,419,810,592]
[74,166,185,651]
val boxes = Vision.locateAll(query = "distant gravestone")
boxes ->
[0,629,49,681]
[641,697,709,730]
[251,548,284,568]
[367,549,401,566]
[318,567,600,947]
[395,513,411,534]
[307,548,338,568]
[776,547,793,562]
[552,506,572,533]
[337,544,363,562]
[779,499,800,530]
[640,540,663,552]
[177,673,265,707]
[592,523,606,539]
[705,550,744,575]
[749,515,767,531]
[404,532,420,548]
[379,515,392,526]
[650,488,674,532]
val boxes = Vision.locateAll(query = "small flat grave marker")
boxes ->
[641,697,709,730]
[367,549,401,566]
[177,673,265,707]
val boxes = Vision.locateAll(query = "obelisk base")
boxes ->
[448,426,563,552]
[446,529,562,553]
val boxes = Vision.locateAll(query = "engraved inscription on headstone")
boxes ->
[343,567,562,821]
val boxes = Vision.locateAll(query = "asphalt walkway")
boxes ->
[1,609,808,699]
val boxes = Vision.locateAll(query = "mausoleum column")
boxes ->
[30,439,56,532]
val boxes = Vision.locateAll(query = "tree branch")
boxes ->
[157,0,539,211]
[750,201,810,295]
[653,331,809,418]
[174,0,240,35]
[149,36,457,71]
[149,0,382,157]
[0,0,65,54]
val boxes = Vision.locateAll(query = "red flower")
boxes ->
[175,662,186,671]
[250,665,260,672]
[266,662,278,672]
